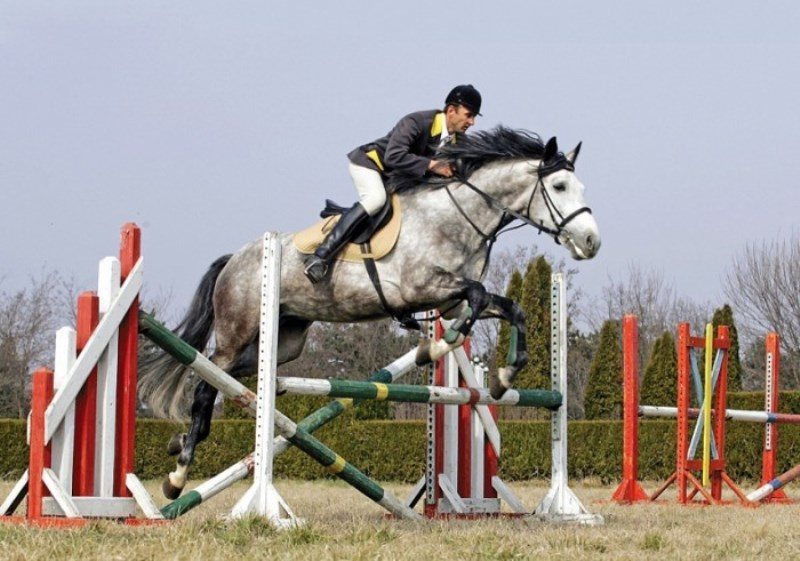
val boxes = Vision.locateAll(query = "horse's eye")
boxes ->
[553,182,567,192]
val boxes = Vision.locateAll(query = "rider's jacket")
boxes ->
[347,109,455,192]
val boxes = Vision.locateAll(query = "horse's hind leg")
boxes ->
[163,380,218,499]
[162,318,312,499]
[162,344,243,499]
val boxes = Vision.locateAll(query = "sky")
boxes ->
[1,2,799,324]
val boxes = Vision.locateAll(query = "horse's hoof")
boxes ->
[162,477,183,500]
[489,367,514,400]
[415,339,432,365]
[489,376,508,400]
[167,433,186,456]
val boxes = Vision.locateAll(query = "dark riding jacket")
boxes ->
[348,109,453,192]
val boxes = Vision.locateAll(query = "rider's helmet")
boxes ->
[445,84,482,115]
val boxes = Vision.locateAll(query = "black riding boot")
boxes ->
[304,203,369,283]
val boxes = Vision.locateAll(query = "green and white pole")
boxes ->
[141,234,420,523]
[276,377,562,409]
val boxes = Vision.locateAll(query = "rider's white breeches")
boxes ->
[349,163,386,216]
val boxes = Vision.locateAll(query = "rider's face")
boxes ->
[445,105,476,134]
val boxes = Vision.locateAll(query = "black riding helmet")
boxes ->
[445,84,482,115]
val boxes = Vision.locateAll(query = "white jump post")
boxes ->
[230,232,300,526]
[534,272,603,524]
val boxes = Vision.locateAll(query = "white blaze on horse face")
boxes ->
[538,168,601,260]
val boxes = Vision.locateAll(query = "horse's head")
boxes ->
[424,126,601,261]
[522,137,601,260]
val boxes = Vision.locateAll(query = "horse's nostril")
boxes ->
[586,235,594,249]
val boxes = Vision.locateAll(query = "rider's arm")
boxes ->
[383,114,431,178]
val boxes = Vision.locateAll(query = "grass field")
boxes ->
[2,479,800,561]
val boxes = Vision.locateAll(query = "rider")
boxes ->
[303,84,482,283]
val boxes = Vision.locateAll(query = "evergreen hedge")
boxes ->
[640,331,677,407]
[584,320,622,419]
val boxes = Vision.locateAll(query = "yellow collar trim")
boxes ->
[430,112,445,137]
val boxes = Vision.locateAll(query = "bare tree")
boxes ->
[589,264,709,362]
[724,232,800,386]
[566,331,596,418]
[0,273,63,417]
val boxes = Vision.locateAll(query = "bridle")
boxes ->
[443,158,593,249]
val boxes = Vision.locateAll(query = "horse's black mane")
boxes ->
[391,125,551,193]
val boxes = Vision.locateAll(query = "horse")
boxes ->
[139,127,602,499]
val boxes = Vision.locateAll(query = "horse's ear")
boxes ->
[566,141,582,166]
[544,137,558,161]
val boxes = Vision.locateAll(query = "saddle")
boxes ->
[293,194,419,330]
[292,195,402,262]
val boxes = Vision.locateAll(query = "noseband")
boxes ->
[524,160,593,245]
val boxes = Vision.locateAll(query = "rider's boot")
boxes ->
[304,203,369,284]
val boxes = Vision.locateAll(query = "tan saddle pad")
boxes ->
[292,195,402,262]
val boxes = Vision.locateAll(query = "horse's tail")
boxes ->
[138,254,232,419]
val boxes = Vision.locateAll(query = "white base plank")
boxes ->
[0,471,29,516]
[127,474,164,520]
[492,476,528,514]
[404,476,426,509]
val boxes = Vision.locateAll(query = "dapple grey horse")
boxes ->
[139,127,601,499]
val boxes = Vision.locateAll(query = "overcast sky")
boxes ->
[1,2,798,324]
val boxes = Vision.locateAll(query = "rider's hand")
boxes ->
[428,159,454,178]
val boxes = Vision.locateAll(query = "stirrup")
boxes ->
[304,256,329,284]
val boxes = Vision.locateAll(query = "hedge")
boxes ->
[3,410,800,485]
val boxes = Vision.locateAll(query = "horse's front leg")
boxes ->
[162,380,218,499]
[478,294,529,399]
[416,278,491,364]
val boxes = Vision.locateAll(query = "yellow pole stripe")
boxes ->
[373,383,389,400]
[337,397,354,408]
[327,455,346,474]
[702,323,713,487]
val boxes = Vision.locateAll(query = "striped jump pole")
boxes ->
[747,464,800,502]
[275,377,562,409]
[140,306,420,522]
[158,347,420,519]
[639,406,800,425]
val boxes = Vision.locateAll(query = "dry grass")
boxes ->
[2,479,800,561]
